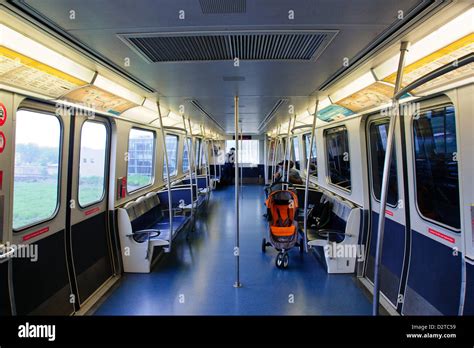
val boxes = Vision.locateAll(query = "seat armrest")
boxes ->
[317,229,353,238]
[127,229,160,238]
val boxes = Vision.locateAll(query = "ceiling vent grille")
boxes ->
[119,31,338,63]
[199,0,246,14]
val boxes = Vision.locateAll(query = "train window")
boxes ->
[369,120,398,206]
[226,140,260,165]
[13,110,61,230]
[303,133,317,177]
[201,141,207,166]
[127,128,155,192]
[163,134,179,178]
[182,137,192,172]
[413,105,460,230]
[325,126,351,191]
[78,121,107,207]
[292,137,300,169]
[195,138,201,168]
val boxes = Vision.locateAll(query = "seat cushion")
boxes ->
[152,216,188,232]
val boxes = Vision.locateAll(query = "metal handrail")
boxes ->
[291,124,313,133]
[157,101,174,252]
[182,115,195,232]
[234,96,242,288]
[302,100,319,254]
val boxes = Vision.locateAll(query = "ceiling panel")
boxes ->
[19,0,426,133]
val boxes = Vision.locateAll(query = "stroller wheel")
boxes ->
[261,238,267,253]
[283,252,289,269]
[275,252,284,268]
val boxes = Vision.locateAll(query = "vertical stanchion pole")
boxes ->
[182,115,194,227]
[240,122,244,195]
[271,126,281,181]
[201,126,210,192]
[234,96,242,288]
[211,138,217,185]
[282,117,292,183]
[205,136,212,202]
[275,126,282,181]
[271,138,276,181]
[157,101,174,251]
[264,135,270,185]
[373,41,410,315]
[286,115,297,182]
[303,100,319,253]
[188,118,199,220]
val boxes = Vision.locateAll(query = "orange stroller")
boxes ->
[262,182,304,269]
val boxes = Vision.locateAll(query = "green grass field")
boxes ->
[127,174,152,191]
[13,174,152,228]
[13,180,104,229]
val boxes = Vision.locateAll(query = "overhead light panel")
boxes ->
[329,71,376,103]
[0,24,95,83]
[93,74,144,106]
[318,97,332,110]
[373,8,474,80]
[143,98,158,112]
[121,106,158,124]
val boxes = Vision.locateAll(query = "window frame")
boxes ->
[291,136,300,167]
[303,132,317,178]
[367,118,399,208]
[13,108,63,232]
[77,120,109,209]
[163,133,179,179]
[201,139,207,166]
[195,138,202,169]
[324,125,352,193]
[411,103,461,232]
[225,139,260,165]
[126,127,156,194]
[182,137,192,173]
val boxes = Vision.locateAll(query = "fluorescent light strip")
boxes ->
[93,74,144,106]
[0,83,50,100]
[318,97,332,110]
[0,24,95,83]
[121,105,158,123]
[373,8,474,79]
[142,98,158,112]
[329,71,376,103]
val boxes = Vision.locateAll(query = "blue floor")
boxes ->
[94,185,372,315]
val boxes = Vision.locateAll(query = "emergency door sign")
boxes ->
[0,103,6,126]
[0,131,5,153]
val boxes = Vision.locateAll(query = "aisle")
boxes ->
[94,185,372,315]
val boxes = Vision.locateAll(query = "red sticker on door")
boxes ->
[0,103,6,126]
[85,207,100,216]
[428,228,455,243]
[0,131,5,153]
[23,227,50,241]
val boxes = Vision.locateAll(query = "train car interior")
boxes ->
[0,1,473,341]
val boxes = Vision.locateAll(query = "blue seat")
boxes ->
[152,216,187,232]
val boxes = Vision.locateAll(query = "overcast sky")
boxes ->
[16,110,106,149]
